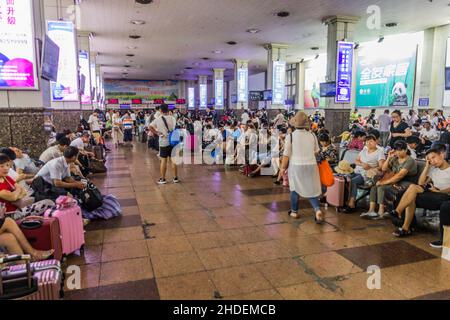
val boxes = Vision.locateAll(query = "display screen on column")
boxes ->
[215,79,224,108]
[335,41,354,104]
[79,51,91,104]
[188,87,195,109]
[199,84,207,109]
[237,68,248,103]
[0,0,39,90]
[48,21,79,102]
[272,61,286,105]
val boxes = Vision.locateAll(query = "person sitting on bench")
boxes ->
[390,147,450,238]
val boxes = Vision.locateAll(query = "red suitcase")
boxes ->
[0,255,63,300]
[327,175,350,211]
[18,217,63,262]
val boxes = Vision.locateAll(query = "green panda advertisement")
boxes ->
[355,36,418,108]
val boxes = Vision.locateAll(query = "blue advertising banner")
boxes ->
[336,41,354,103]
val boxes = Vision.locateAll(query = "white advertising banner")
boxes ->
[272,61,286,105]
[0,0,38,90]
[79,51,91,104]
[237,68,248,103]
[48,20,79,102]
[188,87,195,109]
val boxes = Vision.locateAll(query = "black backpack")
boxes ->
[75,182,103,212]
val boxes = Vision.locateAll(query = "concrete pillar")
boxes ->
[416,25,450,110]
[322,15,360,137]
[265,44,289,109]
[233,60,249,110]
[213,69,225,109]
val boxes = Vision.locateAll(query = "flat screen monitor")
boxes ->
[263,90,272,101]
[249,91,263,102]
[120,104,131,110]
[320,82,337,97]
[446,67,450,90]
[41,35,60,82]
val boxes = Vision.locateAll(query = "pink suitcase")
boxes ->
[44,196,85,257]
[1,255,63,300]
[326,175,350,210]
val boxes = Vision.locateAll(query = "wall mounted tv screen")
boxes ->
[320,82,336,97]
[41,35,60,82]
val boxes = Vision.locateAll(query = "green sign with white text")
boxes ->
[355,46,417,108]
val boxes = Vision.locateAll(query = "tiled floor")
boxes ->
[63,142,450,300]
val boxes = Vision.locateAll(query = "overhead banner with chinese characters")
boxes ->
[0,0,39,90]
[48,21,79,102]
[272,61,286,105]
[356,39,418,108]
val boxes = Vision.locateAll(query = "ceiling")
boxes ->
[78,0,450,81]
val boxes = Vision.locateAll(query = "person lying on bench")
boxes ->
[390,147,450,238]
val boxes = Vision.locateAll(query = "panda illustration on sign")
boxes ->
[390,82,408,107]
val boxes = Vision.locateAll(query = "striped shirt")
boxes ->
[122,118,134,130]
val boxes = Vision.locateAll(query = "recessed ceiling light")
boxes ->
[130,20,146,25]
[212,50,223,54]
[247,28,261,34]
[385,22,398,28]
[126,60,133,63]
[129,35,141,40]
[276,11,290,18]
[201,57,210,60]
[310,47,319,51]
[185,67,193,70]
[193,62,201,66]
[226,41,237,45]
[127,46,138,49]
[126,54,135,57]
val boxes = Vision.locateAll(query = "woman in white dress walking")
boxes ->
[281,112,325,223]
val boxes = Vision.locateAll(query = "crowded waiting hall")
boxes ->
[1,0,450,304]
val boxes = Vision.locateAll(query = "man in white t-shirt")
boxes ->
[149,104,179,185]
[273,110,285,129]
[391,147,450,238]
[70,133,95,158]
[88,111,102,143]
[419,121,438,147]
[241,110,250,125]
[39,137,71,164]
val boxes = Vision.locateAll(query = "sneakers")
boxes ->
[173,177,180,184]
[360,211,378,219]
[157,179,167,185]
[288,211,300,219]
[430,240,443,249]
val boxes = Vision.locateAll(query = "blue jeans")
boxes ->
[290,191,320,213]
[350,174,365,200]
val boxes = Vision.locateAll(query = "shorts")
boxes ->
[124,129,133,142]
[416,192,450,211]
[159,146,174,159]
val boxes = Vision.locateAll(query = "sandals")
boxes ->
[31,249,55,262]
[393,228,412,238]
